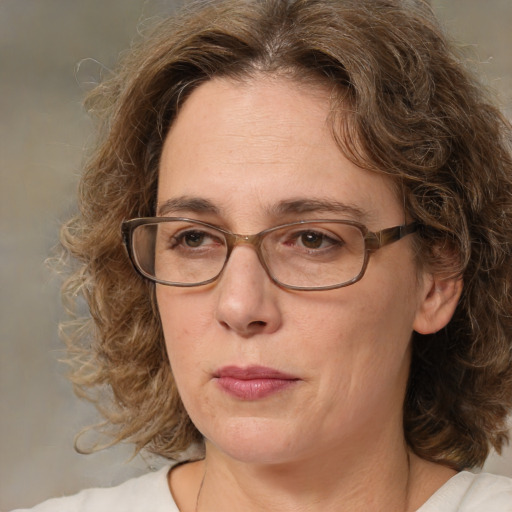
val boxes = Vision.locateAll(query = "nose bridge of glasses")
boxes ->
[224,232,270,277]
[227,232,264,250]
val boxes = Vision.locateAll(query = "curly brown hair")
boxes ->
[61,0,512,470]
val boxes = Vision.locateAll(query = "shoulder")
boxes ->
[418,471,512,512]
[9,466,178,512]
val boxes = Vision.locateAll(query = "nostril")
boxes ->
[250,321,267,328]
[218,319,268,336]
[245,320,268,334]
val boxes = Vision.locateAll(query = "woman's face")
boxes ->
[156,76,433,465]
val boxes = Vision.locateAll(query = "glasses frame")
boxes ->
[121,217,418,291]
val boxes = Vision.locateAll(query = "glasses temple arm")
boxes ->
[365,222,419,251]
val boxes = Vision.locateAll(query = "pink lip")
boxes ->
[214,366,299,400]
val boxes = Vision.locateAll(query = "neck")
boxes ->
[191,431,448,512]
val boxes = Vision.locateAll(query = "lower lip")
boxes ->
[216,377,297,400]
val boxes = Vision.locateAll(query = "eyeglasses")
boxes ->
[121,217,418,291]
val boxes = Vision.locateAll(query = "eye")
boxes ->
[289,229,342,251]
[170,228,224,250]
[267,226,344,256]
[298,231,332,249]
[180,230,208,248]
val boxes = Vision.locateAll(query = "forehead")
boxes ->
[158,76,402,229]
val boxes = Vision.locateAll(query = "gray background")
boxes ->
[1,1,511,509]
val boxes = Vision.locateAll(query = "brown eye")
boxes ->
[300,231,324,249]
[170,228,225,252]
[183,231,206,247]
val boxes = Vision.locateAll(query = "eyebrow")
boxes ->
[157,196,220,216]
[157,195,371,222]
[269,198,371,222]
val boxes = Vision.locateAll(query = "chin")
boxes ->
[203,416,306,465]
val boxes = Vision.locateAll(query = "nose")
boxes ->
[215,244,282,337]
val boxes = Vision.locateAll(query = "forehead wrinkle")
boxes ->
[217,130,314,165]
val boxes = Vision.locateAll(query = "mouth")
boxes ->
[213,365,300,400]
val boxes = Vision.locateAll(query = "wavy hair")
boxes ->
[61,0,512,469]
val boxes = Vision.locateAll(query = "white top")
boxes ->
[10,466,178,512]
[417,471,512,512]
[10,467,512,511]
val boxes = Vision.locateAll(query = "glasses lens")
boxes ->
[131,220,227,285]
[262,222,366,288]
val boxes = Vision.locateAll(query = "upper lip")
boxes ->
[214,365,299,380]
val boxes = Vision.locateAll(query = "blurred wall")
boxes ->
[1,1,511,509]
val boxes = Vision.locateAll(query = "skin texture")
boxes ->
[157,76,462,511]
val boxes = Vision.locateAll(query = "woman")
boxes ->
[13,0,512,510]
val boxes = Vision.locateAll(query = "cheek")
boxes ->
[156,290,215,422]
[156,288,214,377]
[157,288,211,338]
[298,269,418,378]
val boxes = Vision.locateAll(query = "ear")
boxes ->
[413,273,463,335]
